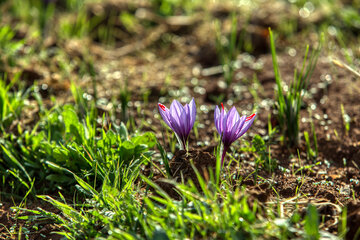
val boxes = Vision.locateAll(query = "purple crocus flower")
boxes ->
[214,103,256,165]
[158,98,196,150]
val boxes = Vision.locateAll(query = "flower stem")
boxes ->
[182,138,187,151]
[221,145,228,167]
[175,133,185,150]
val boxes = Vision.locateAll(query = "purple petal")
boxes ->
[170,100,184,125]
[226,107,239,130]
[159,99,198,149]
[158,103,172,129]
[222,116,245,147]
[228,116,246,144]
[188,98,196,131]
[214,105,221,134]
[222,111,228,136]
[169,113,185,139]
[236,113,257,138]
[220,106,226,133]
[215,104,227,136]
[180,104,189,137]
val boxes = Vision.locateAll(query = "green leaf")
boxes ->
[62,105,84,142]
[152,229,169,240]
[62,105,78,131]
[252,135,266,153]
[105,129,117,146]
[119,140,135,163]
[154,136,171,178]
[304,204,320,240]
[45,174,73,183]
[118,122,128,142]
[1,145,31,183]
[133,132,156,148]
[37,194,87,223]
[73,173,98,197]
[52,147,69,163]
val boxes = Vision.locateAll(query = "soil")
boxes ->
[1,0,360,238]
[0,202,62,240]
[155,149,216,199]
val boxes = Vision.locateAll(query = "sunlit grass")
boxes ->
[0,0,358,238]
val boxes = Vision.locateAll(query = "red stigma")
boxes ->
[159,103,166,111]
[221,103,224,110]
[246,113,256,121]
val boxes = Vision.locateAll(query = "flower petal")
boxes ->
[222,109,228,136]
[169,112,185,139]
[236,113,257,138]
[188,98,196,131]
[226,107,240,130]
[158,103,172,129]
[214,105,222,134]
[228,116,246,145]
[170,99,184,125]
[180,104,190,137]
[220,106,226,132]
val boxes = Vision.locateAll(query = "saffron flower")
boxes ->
[214,103,256,165]
[158,98,196,150]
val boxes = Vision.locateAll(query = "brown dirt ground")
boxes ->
[0,202,62,240]
[1,0,360,239]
